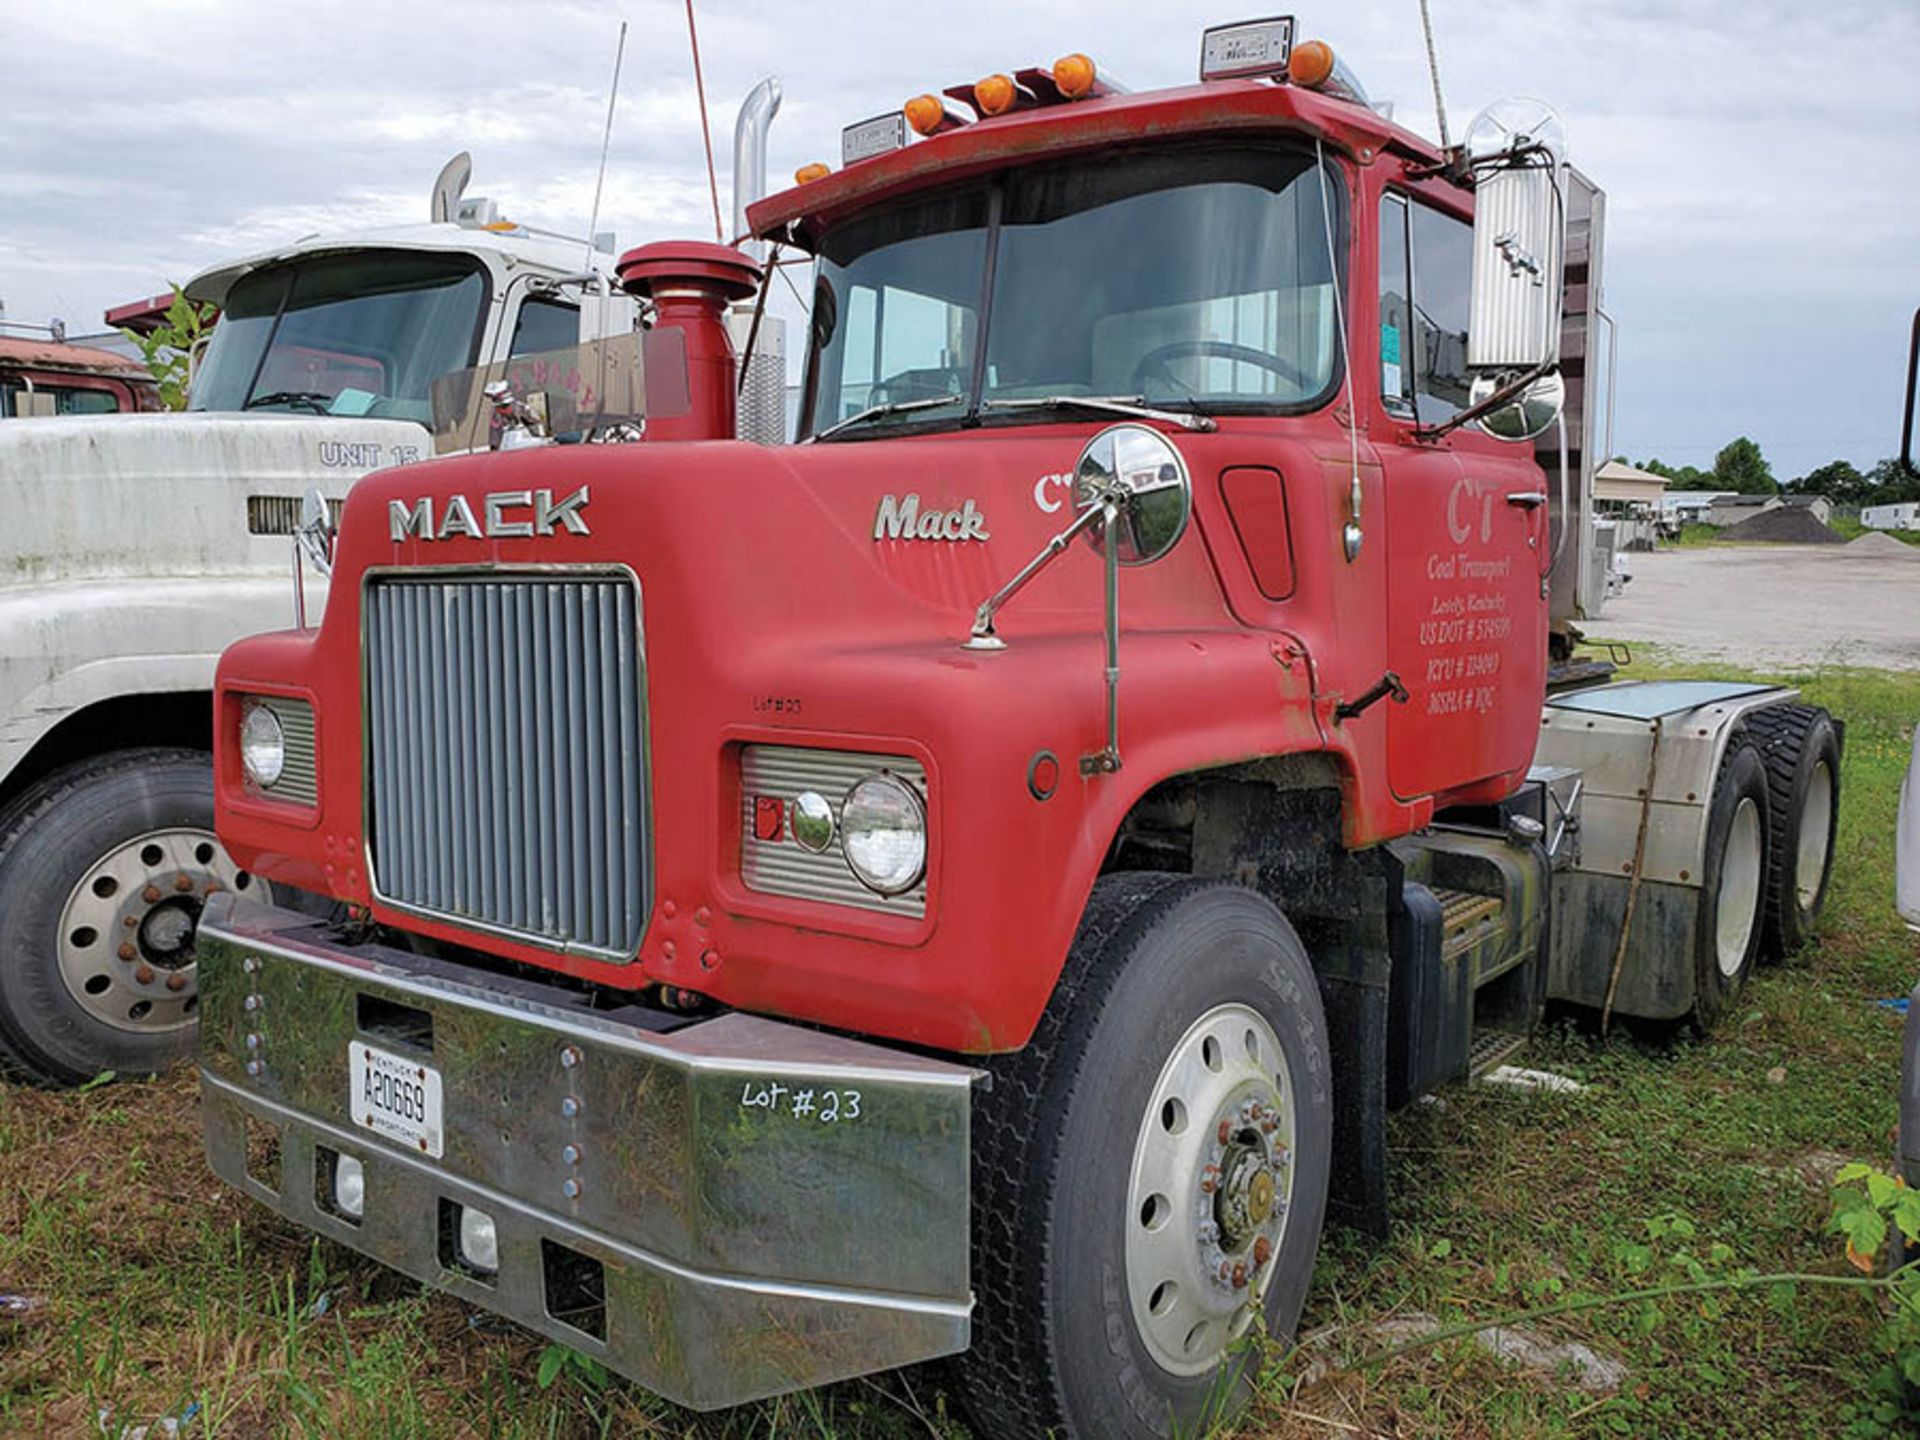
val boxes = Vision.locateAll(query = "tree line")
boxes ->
[1625,438,1918,506]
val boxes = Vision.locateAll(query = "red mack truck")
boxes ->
[193,19,1844,1438]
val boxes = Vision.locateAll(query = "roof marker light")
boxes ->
[974,72,1018,117]
[1052,53,1097,99]
[1288,39,1335,89]
[794,162,831,185]
[905,93,948,136]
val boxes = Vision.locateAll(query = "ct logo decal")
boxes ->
[1032,471,1074,514]
[1446,476,1495,545]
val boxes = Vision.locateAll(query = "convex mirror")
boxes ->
[1074,423,1192,565]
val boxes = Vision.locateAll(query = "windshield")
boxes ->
[804,145,1344,437]
[191,250,487,422]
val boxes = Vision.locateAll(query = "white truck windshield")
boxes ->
[191,251,487,423]
[804,146,1345,437]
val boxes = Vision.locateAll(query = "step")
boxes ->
[1467,1029,1527,1078]
[1433,886,1506,963]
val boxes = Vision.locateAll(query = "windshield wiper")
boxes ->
[981,395,1216,432]
[244,390,334,415]
[810,393,964,442]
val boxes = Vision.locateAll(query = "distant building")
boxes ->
[1659,490,1736,522]
[1594,460,1667,550]
[1863,501,1920,532]
[1702,495,1779,528]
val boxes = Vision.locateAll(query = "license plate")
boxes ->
[349,1040,444,1158]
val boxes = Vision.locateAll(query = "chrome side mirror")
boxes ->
[1902,306,1918,476]
[1074,423,1193,565]
[1470,370,1566,443]
[295,485,335,577]
[1464,98,1567,374]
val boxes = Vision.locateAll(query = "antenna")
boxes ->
[684,0,725,243]
[584,20,629,268]
[1416,0,1452,150]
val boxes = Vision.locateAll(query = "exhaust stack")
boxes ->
[728,77,787,443]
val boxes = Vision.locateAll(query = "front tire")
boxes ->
[0,749,267,1087]
[958,875,1333,1440]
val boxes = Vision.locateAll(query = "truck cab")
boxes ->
[191,24,1838,1440]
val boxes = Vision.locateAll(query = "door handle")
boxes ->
[1506,492,1548,509]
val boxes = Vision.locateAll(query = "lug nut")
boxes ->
[166,973,187,992]
[175,874,194,892]
[1200,1178,1216,1194]
[1254,1236,1273,1267]
[134,964,155,985]
[122,915,138,929]
[1232,1262,1249,1290]
[1217,1119,1231,1144]
[118,942,137,961]
[143,885,162,904]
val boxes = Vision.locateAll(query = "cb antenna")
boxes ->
[584,19,629,267]
[1416,0,1452,151]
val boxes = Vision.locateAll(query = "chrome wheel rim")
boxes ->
[1716,796,1763,978]
[1794,761,1834,911]
[56,827,257,1034]
[1125,1002,1296,1377]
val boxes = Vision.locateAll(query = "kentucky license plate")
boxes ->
[348,1040,444,1157]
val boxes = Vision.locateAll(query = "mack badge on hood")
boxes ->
[389,486,591,542]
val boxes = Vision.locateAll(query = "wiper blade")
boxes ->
[981,395,1216,432]
[244,390,334,414]
[810,393,963,441]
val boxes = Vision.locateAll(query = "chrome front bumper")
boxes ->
[196,895,977,1410]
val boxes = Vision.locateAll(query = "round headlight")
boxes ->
[241,702,286,787]
[841,772,927,896]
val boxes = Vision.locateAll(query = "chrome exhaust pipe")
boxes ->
[732,76,782,261]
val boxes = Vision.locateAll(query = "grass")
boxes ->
[1,659,1915,1438]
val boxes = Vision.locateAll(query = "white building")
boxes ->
[1863,501,1920,532]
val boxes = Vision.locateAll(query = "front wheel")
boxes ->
[0,749,269,1086]
[958,875,1333,1440]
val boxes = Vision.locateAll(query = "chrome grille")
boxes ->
[365,574,647,958]
[740,746,927,917]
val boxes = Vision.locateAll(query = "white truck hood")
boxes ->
[0,411,429,585]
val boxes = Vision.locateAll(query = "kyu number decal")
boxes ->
[739,1078,863,1124]
[1416,475,1514,719]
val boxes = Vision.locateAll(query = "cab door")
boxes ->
[1378,190,1548,803]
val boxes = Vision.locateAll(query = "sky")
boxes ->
[2,0,1915,476]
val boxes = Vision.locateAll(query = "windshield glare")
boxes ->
[805,146,1343,437]
[191,251,487,422]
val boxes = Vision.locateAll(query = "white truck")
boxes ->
[0,160,658,1086]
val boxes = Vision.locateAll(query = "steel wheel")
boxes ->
[56,826,256,1034]
[1126,1002,1296,1376]
[1795,759,1834,911]
[1715,796,1763,979]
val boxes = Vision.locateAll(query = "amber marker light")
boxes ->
[1288,39,1336,89]
[1052,52,1097,99]
[794,162,832,184]
[974,72,1017,116]
[904,93,947,136]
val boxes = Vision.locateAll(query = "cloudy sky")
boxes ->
[3,0,1915,475]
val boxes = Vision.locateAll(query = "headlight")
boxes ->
[240,702,286,787]
[841,772,927,895]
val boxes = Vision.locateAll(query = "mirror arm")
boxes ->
[1082,500,1124,775]
[1414,358,1556,441]
[1902,306,1919,476]
[963,499,1111,650]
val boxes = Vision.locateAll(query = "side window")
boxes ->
[1377,195,1474,425]
[1378,195,1413,416]
[1409,204,1472,424]
[508,297,578,358]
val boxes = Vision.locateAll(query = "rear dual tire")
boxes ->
[1691,741,1770,1031]
[958,876,1332,1440]
[1742,703,1841,959]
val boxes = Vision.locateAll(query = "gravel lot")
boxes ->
[1599,543,1920,670]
